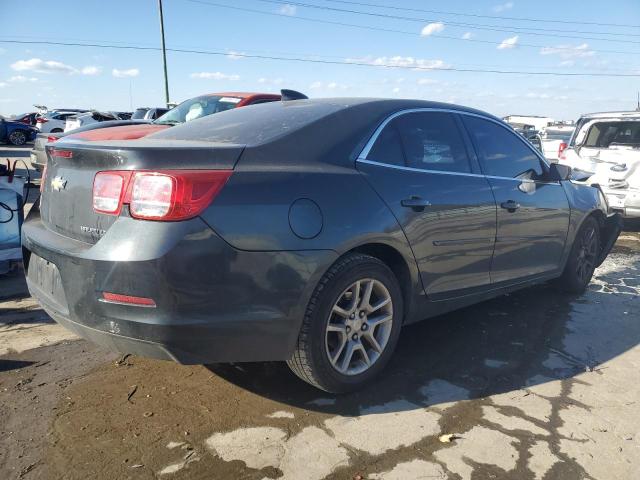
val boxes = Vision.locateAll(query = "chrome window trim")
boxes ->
[357,107,557,184]
[357,159,558,184]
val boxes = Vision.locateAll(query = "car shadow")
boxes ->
[207,249,639,416]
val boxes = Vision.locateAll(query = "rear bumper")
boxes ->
[601,188,640,219]
[22,206,337,363]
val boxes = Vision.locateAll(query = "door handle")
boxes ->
[500,200,521,212]
[401,196,431,212]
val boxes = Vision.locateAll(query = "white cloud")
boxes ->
[11,58,76,74]
[0,82,7,88]
[392,87,401,93]
[348,55,450,71]
[7,75,38,83]
[112,68,140,78]
[559,60,575,67]
[278,4,296,15]
[417,78,439,85]
[421,22,445,36]
[462,32,474,40]
[226,50,245,60]
[497,35,519,50]
[81,66,101,75]
[493,2,514,12]
[258,77,284,85]
[11,58,102,76]
[309,81,348,90]
[539,43,595,59]
[190,71,239,80]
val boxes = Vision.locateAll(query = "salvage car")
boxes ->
[540,125,574,163]
[64,111,134,132]
[23,98,621,393]
[0,116,38,145]
[560,111,639,218]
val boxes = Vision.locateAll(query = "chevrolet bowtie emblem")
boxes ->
[51,176,67,191]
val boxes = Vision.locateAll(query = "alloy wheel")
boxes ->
[9,131,26,146]
[576,225,598,284]
[325,278,393,376]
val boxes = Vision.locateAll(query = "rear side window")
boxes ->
[584,121,640,148]
[464,116,544,179]
[395,112,471,173]
[366,121,405,166]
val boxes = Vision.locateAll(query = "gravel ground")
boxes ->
[1,145,639,480]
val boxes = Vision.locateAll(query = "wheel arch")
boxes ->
[343,241,418,324]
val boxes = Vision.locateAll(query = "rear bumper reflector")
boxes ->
[100,292,157,308]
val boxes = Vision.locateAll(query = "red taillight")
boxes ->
[50,149,73,158]
[92,170,232,221]
[40,164,47,193]
[558,142,568,160]
[46,136,58,143]
[101,292,156,307]
[37,118,48,123]
[93,171,132,215]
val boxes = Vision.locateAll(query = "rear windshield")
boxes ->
[543,129,573,141]
[584,121,640,148]
[150,100,346,145]
[154,95,242,125]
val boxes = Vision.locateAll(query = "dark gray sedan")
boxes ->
[22,98,621,392]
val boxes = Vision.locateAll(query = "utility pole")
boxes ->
[158,0,170,107]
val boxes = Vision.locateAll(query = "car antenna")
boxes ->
[280,89,308,101]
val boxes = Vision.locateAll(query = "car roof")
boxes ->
[145,97,503,149]
[579,111,640,119]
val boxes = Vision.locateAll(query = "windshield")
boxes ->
[584,121,640,148]
[131,108,149,119]
[543,129,573,141]
[154,95,241,125]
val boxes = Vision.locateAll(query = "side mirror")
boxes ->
[549,163,572,181]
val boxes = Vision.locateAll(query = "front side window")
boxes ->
[395,112,471,173]
[464,116,544,180]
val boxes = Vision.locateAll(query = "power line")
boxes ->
[184,0,640,56]
[7,34,634,72]
[323,0,640,29]
[1,39,638,77]
[255,0,640,44]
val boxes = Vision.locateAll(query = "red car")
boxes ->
[64,92,282,142]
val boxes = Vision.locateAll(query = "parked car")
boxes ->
[65,111,134,132]
[131,107,170,120]
[29,119,154,172]
[540,126,575,163]
[11,112,40,126]
[36,110,88,133]
[23,98,621,392]
[56,92,282,142]
[0,117,38,145]
[559,111,640,218]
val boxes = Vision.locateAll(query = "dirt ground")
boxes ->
[1,145,639,479]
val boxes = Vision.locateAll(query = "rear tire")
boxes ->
[287,253,403,393]
[557,217,600,293]
[50,128,63,133]
[8,130,27,146]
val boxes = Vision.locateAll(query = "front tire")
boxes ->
[287,253,403,393]
[557,216,600,293]
[8,130,27,146]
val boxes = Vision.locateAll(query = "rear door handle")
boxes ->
[401,196,431,212]
[500,200,521,212]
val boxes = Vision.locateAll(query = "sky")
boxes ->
[0,0,639,120]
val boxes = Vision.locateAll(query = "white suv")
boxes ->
[559,111,640,218]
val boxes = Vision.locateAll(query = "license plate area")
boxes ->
[27,254,69,314]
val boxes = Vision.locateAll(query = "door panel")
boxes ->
[488,178,569,282]
[358,111,497,299]
[359,163,496,297]
[462,115,570,284]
